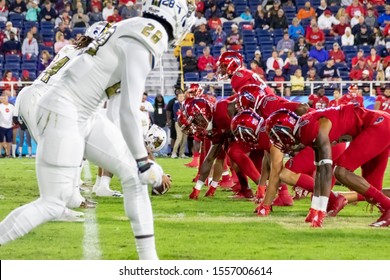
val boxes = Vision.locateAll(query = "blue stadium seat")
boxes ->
[377,5,385,14]
[235,4,247,15]
[5,54,21,64]
[40,21,54,30]
[222,21,234,31]
[180,46,193,57]
[22,54,38,63]
[211,45,223,56]
[222,83,233,96]
[21,62,37,73]
[328,6,340,14]
[4,63,21,72]
[184,72,199,82]
[0,54,3,63]
[39,44,54,56]
[342,45,357,53]
[358,45,372,54]
[24,21,39,31]
[9,13,24,21]
[72,27,87,37]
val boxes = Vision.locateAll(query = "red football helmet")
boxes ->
[177,111,195,135]
[348,84,359,97]
[231,110,263,145]
[185,83,204,98]
[237,84,266,111]
[265,109,300,153]
[184,98,214,130]
[216,51,243,80]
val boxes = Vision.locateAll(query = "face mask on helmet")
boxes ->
[231,110,263,145]
[237,84,266,111]
[185,83,204,98]
[216,51,243,80]
[184,98,213,130]
[265,109,300,154]
[85,21,111,39]
[145,124,167,152]
[142,0,196,47]
[348,84,358,97]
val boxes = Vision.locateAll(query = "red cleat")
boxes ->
[189,188,200,200]
[229,189,254,200]
[272,194,293,206]
[370,209,390,227]
[255,204,272,216]
[311,210,326,228]
[230,182,241,193]
[327,194,348,217]
[292,186,309,200]
[254,185,266,203]
[305,208,317,223]
[205,187,217,197]
[184,156,199,168]
[219,175,234,189]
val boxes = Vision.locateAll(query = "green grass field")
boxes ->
[0,158,389,260]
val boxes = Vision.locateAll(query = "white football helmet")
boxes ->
[142,0,196,46]
[85,21,110,39]
[145,124,167,152]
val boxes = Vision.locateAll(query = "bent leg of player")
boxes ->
[0,108,83,244]
[84,114,157,260]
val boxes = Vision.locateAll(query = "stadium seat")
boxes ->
[222,83,233,96]
[0,54,3,63]
[4,63,21,72]
[184,72,199,81]
[72,27,86,37]
[358,45,371,54]
[21,62,37,73]
[329,6,340,14]
[235,4,247,15]
[180,46,193,57]
[211,45,223,56]
[24,21,39,31]
[40,21,54,30]
[39,44,54,56]
[22,54,38,63]
[342,45,357,53]
[5,54,21,64]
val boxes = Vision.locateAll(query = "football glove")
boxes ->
[137,159,163,188]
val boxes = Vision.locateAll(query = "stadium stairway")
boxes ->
[145,47,179,96]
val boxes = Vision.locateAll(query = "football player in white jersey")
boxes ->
[0,0,195,260]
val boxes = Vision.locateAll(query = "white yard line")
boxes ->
[82,192,102,260]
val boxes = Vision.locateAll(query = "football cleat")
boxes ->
[305,208,317,223]
[53,208,85,222]
[255,204,272,216]
[327,194,348,217]
[311,210,326,228]
[79,199,97,209]
[370,209,390,227]
[189,188,200,200]
[229,189,254,200]
[205,186,217,197]
[292,186,309,200]
[219,175,234,189]
[254,185,266,203]
[272,194,294,206]
[95,187,123,197]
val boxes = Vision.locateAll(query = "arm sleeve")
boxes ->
[117,37,152,160]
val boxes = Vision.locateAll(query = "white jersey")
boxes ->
[39,17,168,120]
[0,103,15,128]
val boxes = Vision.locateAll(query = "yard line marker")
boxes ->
[82,192,102,260]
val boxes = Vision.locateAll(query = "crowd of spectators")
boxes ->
[0,0,140,95]
[177,0,390,96]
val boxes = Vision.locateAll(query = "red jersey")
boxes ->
[308,94,329,110]
[339,93,364,107]
[208,99,234,144]
[297,104,386,147]
[328,99,342,107]
[256,94,302,119]
[230,68,262,93]
[376,95,390,113]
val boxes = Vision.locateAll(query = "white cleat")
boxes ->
[53,208,85,222]
[94,187,123,198]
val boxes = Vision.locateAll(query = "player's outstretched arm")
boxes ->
[262,145,284,206]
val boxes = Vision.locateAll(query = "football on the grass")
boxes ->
[151,174,171,196]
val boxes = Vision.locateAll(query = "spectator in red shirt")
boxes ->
[328,42,345,64]
[195,0,204,13]
[207,14,221,30]
[346,0,366,19]
[270,68,286,95]
[330,15,349,37]
[1,70,18,93]
[305,23,325,47]
[197,46,216,72]
[351,48,365,67]
[329,89,342,107]
[366,47,381,71]
[250,60,266,81]
[350,58,373,81]
[90,0,102,12]
[106,8,122,23]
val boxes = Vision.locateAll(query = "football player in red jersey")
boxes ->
[216,50,274,95]
[328,89,342,107]
[266,105,390,227]
[308,88,330,110]
[374,86,390,113]
[230,110,291,216]
[185,97,250,199]
[339,84,364,107]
